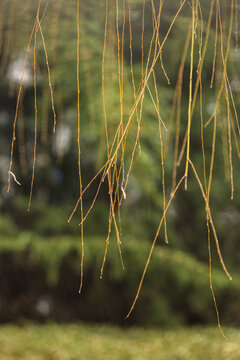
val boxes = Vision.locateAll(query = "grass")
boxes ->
[0,324,240,359]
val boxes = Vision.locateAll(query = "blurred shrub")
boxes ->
[0,215,18,237]
[0,234,239,327]
[1,196,109,237]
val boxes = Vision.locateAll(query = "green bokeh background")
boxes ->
[0,0,239,332]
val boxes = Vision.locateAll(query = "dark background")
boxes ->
[0,0,239,328]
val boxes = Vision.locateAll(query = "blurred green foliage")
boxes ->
[0,0,239,327]
[1,230,240,326]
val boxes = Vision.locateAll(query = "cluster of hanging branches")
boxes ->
[2,0,239,334]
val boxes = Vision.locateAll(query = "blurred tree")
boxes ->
[0,0,239,326]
